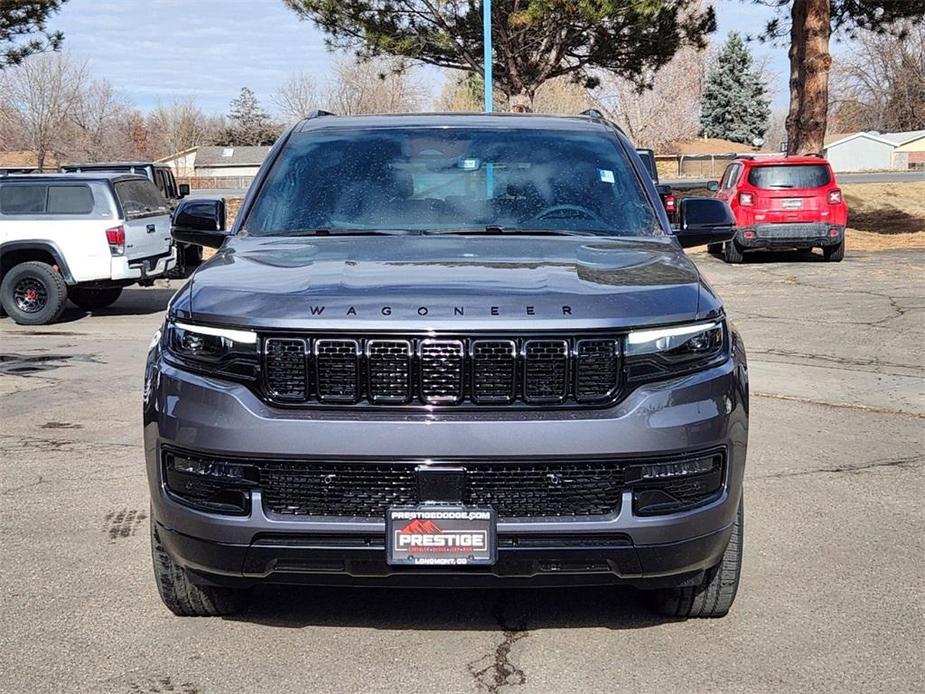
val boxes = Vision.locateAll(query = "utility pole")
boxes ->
[483,0,492,112]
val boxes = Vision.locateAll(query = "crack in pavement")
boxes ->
[752,454,924,480]
[749,348,921,374]
[753,392,924,418]
[0,475,47,496]
[0,433,138,453]
[467,594,529,693]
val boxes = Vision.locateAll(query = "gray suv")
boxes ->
[144,112,748,619]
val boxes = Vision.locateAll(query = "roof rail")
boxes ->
[306,109,336,119]
[580,108,605,120]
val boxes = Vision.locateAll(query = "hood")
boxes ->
[178,235,718,330]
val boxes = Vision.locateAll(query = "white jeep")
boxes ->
[0,173,176,325]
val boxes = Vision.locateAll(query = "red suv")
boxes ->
[712,156,848,263]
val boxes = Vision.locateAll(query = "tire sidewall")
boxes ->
[0,262,68,325]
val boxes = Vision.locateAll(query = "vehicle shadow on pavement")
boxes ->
[54,288,176,323]
[228,585,674,631]
[697,250,828,264]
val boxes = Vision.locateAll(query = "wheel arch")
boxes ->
[0,241,75,285]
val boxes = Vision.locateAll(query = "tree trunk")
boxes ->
[509,88,534,112]
[786,0,832,155]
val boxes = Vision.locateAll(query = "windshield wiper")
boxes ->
[426,226,596,236]
[265,228,419,237]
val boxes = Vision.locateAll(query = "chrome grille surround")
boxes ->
[261,333,622,409]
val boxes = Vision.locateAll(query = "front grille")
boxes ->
[259,460,625,519]
[262,333,621,408]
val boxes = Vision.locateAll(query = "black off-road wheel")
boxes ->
[69,286,123,310]
[650,499,744,619]
[723,240,745,264]
[823,239,845,262]
[0,261,68,325]
[150,517,250,617]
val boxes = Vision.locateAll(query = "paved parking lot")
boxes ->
[1,248,922,694]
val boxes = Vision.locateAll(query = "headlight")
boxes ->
[163,319,259,380]
[624,321,727,381]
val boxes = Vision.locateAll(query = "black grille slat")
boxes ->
[471,340,516,403]
[264,338,307,400]
[259,460,624,519]
[366,340,412,403]
[419,339,464,404]
[575,339,619,402]
[315,339,360,402]
[523,340,569,403]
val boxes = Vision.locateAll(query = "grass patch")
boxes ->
[843,182,925,235]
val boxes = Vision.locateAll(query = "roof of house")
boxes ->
[824,129,925,149]
[155,145,271,168]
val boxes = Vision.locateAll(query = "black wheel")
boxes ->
[650,498,743,619]
[150,517,249,617]
[723,240,745,264]
[823,239,845,262]
[69,286,123,310]
[0,261,68,325]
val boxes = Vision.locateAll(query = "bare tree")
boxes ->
[0,52,86,169]
[593,46,707,150]
[68,79,138,161]
[828,22,925,133]
[324,57,427,115]
[146,98,216,158]
[274,72,322,123]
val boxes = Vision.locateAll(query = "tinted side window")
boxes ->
[46,185,94,214]
[748,165,831,189]
[114,179,169,218]
[0,184,46,213]
[720,164,740,190]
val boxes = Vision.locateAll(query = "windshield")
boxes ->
[243,127,659,236]
[748,164,831,189]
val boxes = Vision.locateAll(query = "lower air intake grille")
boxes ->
[259,460,625,519]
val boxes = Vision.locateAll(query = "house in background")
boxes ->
[823,130,925,172]
[156,145,271,188]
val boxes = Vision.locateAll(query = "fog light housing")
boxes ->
[163,452,258,515]
[628,454,724,516]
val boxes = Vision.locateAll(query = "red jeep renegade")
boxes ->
[712,156,848,263]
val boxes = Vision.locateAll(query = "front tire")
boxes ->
[723,240,745,264]
[150,517,249,617]
[69,286,123,310]
[650,498,743,619]
[0,261,68,325]
[823,239,845,262]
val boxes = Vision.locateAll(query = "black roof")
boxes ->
[0,172,150,183]
[61,161,160,169]
[295,112,615,134]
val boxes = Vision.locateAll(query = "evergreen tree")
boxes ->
[221,87,279,146]
[1,0,69,68]
[700,33,770,145]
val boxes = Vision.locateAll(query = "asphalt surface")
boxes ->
[1,248,923,693]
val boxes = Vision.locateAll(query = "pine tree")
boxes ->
[700,33,770,145]
[222,87,279,146]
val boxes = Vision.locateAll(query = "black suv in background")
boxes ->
[147,112,747,619]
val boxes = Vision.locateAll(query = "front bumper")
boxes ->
[144,346,748,587]
[737,223,844,249]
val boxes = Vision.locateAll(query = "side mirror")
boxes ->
[675,197,736,248]
[171,198,230,249]
[706,180,719,193]
[178,183,190,198]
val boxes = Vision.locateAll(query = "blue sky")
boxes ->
[54,0,795,114]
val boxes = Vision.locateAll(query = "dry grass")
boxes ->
[842,182,925,235]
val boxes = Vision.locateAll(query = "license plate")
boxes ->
[386,506,496,566]
[781,198,803,209]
